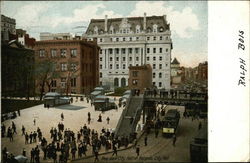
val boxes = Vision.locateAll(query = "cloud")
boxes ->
[128,1,200,38]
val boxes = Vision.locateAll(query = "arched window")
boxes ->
[159,27,164,32]
[121,78,126,87]
[147,27,151,33]
[114,78,119,87]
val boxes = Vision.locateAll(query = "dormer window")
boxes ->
[94,26,98,34]
[159,27,164,32]
[136,25,140,33]
[110,26,114,34]
[153,24,158,33]
[147,27,151,33]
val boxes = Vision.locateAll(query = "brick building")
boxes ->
[128,64,152,93]
[197,61,208,81]
[34,40,100,95]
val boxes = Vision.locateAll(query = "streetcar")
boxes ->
[190,123,207,162]
[162,109,180,137]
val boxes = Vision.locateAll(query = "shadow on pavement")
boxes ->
[54,104,87,111]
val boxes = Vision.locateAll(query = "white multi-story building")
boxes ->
[40,32,73,41]
[85,13,173,90]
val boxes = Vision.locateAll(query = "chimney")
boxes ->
[163,15,168,23]
[105,15,108,32]
[143,13,146,31]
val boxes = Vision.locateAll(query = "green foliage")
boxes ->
[110,87,128,96]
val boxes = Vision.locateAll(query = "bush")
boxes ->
[109,87,128,96]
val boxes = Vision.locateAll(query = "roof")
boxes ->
[129,64,152,70]
[85,15,170,34]
[95,95,108,99]
[91,91,102,96]
[44,92,60,97]
[171,58,180,64]
[94,87,104,91]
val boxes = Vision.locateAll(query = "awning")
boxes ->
[94,87,104,91]
[44,97,55,100]
[44,92,60,97]
[91,91,102,96]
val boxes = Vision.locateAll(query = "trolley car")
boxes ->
[162,109,180,137]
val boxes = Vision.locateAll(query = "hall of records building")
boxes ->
[84,13,173,90]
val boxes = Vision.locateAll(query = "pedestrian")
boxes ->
[97,114,102,122]
[61,113,64,121]
[18,109,21,116]
[106,117,110,124]
[112,144,117,156]
[22,125,25,136]
[172,134,176,147]
[22,148,26,157]
[88,117,91,124]
[30,148,35,163]
[47,104,50,109]
[136,145,140,157]
[33,119,36,126]
[94,148,99,162]
[144,135,148,146]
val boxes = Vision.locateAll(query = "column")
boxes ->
[133,48,136,66]
[113,48,115,70]
[125,48,128,69]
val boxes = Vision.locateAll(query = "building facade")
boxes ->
[85,13,172,90]
[1,15,16,41]
[40,32,73,41]
[1,40,35,98]
[34,40,100,95]
[128,64,152,93]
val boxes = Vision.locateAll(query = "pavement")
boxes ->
[1,96,123,162]
[73,105,207,163]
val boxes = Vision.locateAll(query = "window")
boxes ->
[147,37,150,41]
[160,36,162,40]
[136,57,139,61]
[100,49,103,54]
[132,79,138,85]
[129,48,132,54]
[110,57,113,61]
[136,37,139,41]
[122,48,126,54]
[153,24,158,33]
[71,78,76,87]
[116,64,119,69]
[129,37,132,41]
[100,72,102,78]
[71,63,77,71]
[159,64,162,69]
[123,37,126,41]
[39,49,45,57]
[109,49,113,54]
[129,64,132,67]
[153,36,156,40]
[60,49,67,58]
[159,56,162,61]
[159,48,162,53]
[110,38,113,42]
[153,73,155,78]
[159,72,162,78]
[166,48,168,52]
[70,49,77,57]
[116,38,119,42]
[51,80,57,87]
[153,82,155,86]
[116,48,119,54]
[129,57,132,61]
[153,57,156,61]
[147,48,150,53]
[61,78,66,88]
[109,64,112,69]
[100,57,102,61]
[51,49,57,58]
[100,65,102,69]
[132,71,138,77]
[100,38,103,42]
[135,48,139,54]
[159,82,162,87]
[116,57,119,61]
[123,57,126,61]
[61,63,67,71]
[136,25,140,33]
[136,64,139,66]
[153,64,156,69]
[153,48,156,53]
[123,64,126,69]
[147,57,150,61]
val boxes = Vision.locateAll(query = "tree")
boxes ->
[34,59,60,100]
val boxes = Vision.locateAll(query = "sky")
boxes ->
[1,1,207,68]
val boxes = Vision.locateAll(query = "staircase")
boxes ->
[115,94,144,137]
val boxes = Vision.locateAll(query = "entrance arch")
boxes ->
[114,78,119,87]
[121,78,126,87]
